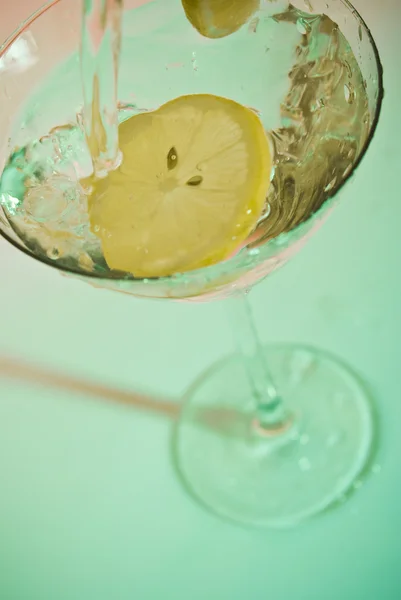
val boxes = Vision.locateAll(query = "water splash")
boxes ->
[80,0,123,176]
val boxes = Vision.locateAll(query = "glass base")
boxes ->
[173,345,374,528]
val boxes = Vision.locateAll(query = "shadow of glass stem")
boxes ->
[0,355,248,439]
[0,354,179,418]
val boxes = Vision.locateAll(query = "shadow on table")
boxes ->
[0,354,251,439]
[0,354,180,419]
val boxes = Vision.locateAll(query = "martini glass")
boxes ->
[0,0,383,527]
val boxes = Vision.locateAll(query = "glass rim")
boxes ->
[0,0,384,285]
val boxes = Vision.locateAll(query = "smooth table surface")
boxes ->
[1,1,400,599]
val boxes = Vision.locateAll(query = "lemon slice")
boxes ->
[182,0,260,39]
[88,94,271,278]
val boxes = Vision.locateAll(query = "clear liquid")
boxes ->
[0,2,370,278]
[80,0,122,175]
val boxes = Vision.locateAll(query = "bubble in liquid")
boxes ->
[47,247,61,260]
[296,18,311,36]
[26,189,68,223]
[264,202,272,218]
[343,164,353,179]
[324,177,337,192]
[78,253,94,271]
[0,192,21,215]
[344,83,355,104]
[248,18,259,34]
[249,248,260,257]
[314,97,325,110]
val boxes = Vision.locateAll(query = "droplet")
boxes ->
[4,84,12,100]
[165,62,184,70]
[353,479,363,490]
[334,393,346,407]
[191,52,198,72]
[246,209,253,215]
[327,432,340,447]
[372,464,382,475]
[300,434,310,446]
[93,224,100,233]
[299,457,311,471]
[289,353,316,385]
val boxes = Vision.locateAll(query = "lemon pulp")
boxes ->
[181,0,260,39]
[87,94,271,278]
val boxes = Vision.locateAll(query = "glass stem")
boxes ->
[228,292,290,432]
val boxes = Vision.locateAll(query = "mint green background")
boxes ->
[0,1,400,599]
